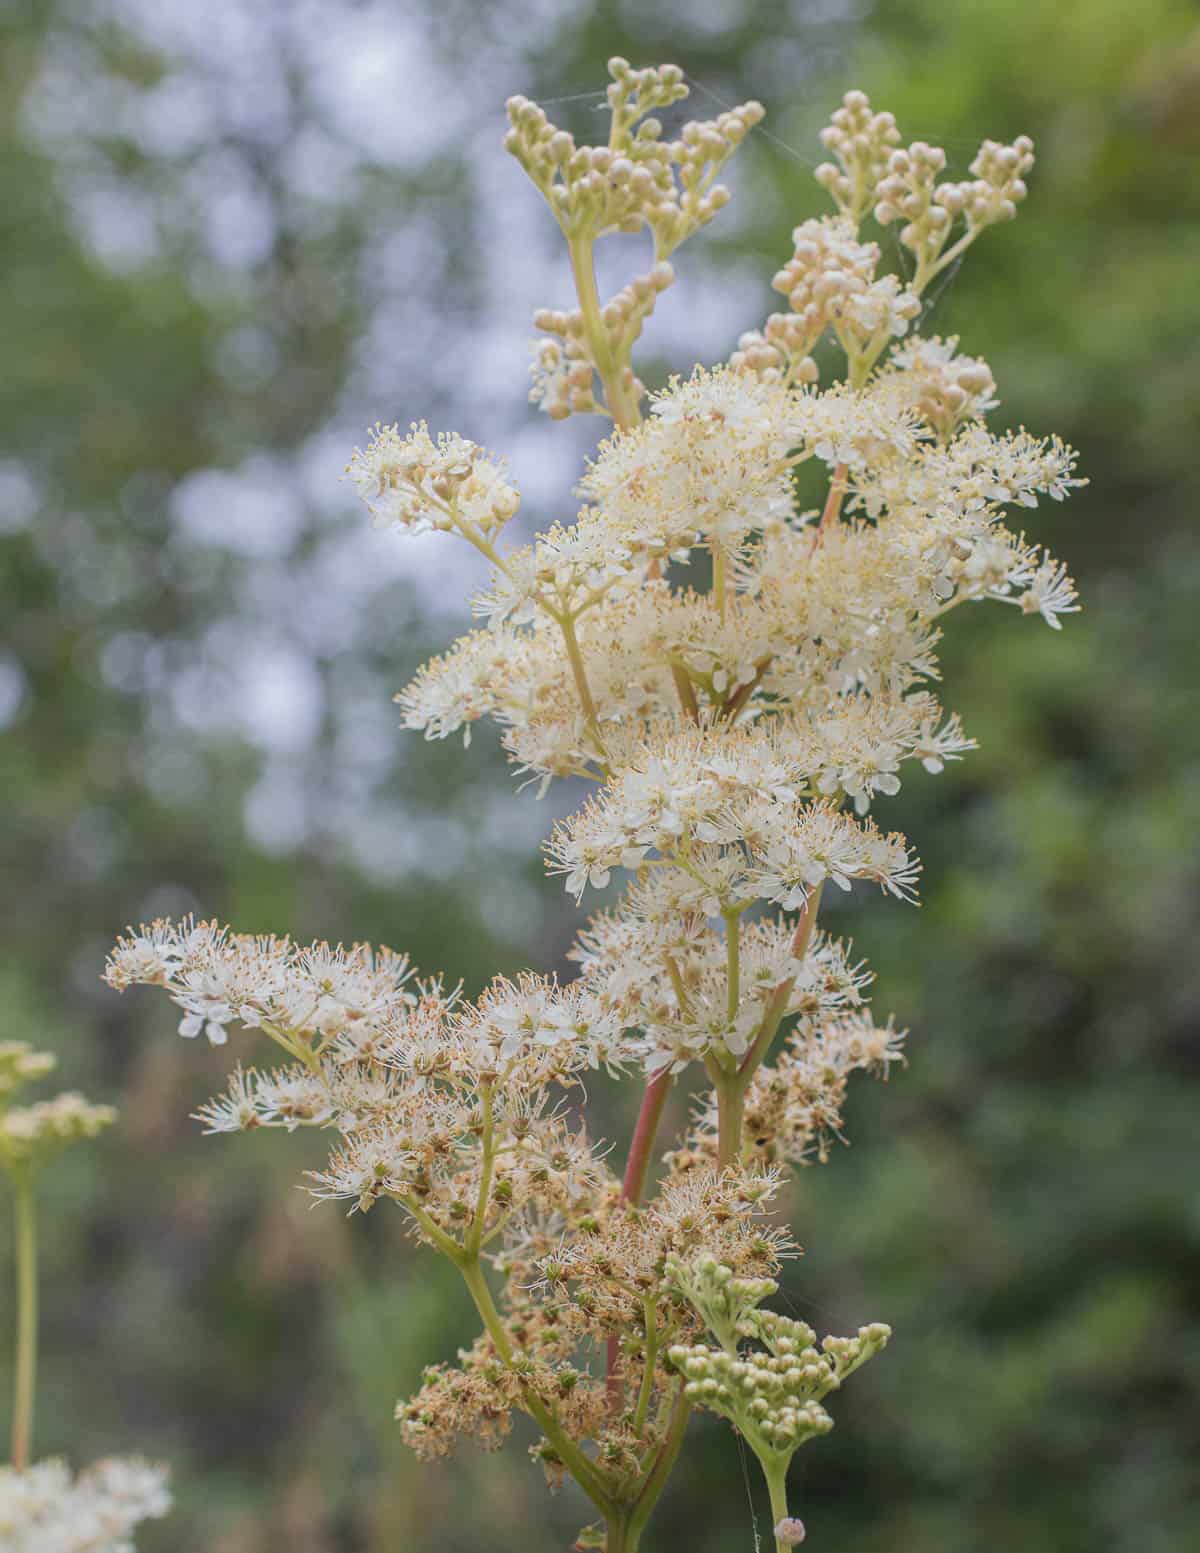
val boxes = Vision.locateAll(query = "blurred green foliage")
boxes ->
[1,1,1198,1550]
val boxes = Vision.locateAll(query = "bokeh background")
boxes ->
[2,0,1199,1549]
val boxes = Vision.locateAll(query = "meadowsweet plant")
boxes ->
[105,63,1082,1553]
[1,1043,171,1549]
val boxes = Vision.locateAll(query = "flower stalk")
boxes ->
[10,1169,37,1471]
[104,62,1079,1553]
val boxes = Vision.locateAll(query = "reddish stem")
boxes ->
[738,888,823,1081]
[811,462,848,550]
[621,1071,673,1206]
[605,1071,673,1411]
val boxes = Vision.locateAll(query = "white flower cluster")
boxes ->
[577,368,807,560]
[675,1003,907,1164]
[105,69,1083,1543]
[390,363,1077,790]
[0,1458,170,1553]
[105,918,421,1053]
[545,728,918,910]
[346,422,519,538]
[573,910,881,1077]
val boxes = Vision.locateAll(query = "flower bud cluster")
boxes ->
[874,134,1035,290]
[667,1254,890,1466]
[777,219,920,370]
[509,61,761,426]
[667,1251,778,1347]
[0,1041,57,1100]
[505,61,762,259]
[737,218,920,385]
[673,1336,835,1447]
[346,422,519,539]
[885,335,998,440]
[0,1456,171,1553]
[0,1092,117,1173]
[0,1041,116,1177]
[813,90,902,224]
[529,264,673,420]
[729,318,820,387]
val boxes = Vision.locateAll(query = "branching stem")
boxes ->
[554,607,608,765]
[626,1387,691,1547]
[568,234,642,432]
[738,886,824,1086]
[457,1253,613,1515]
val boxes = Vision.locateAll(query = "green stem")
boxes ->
[715,1076,745,1171]
[632,1301,659,1436]
[466,1082,495,1258]
[763,1455,794,1553]
[712,546,728,620]
[662,954,694,1020]
[555,608,607,764]
[626,1388,690,1546]
[453,512,514,577]
[457,1254,612,1515]
[398,1196,465,1263]
[456,1252,513,1359]
[567,235,641,431]
[916,224,980,295]
[669,660,700,723]
[738,885,825,1086]
[606,1507,634,1553]
[10,1170,37,1471]
[723,908,741,1024]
